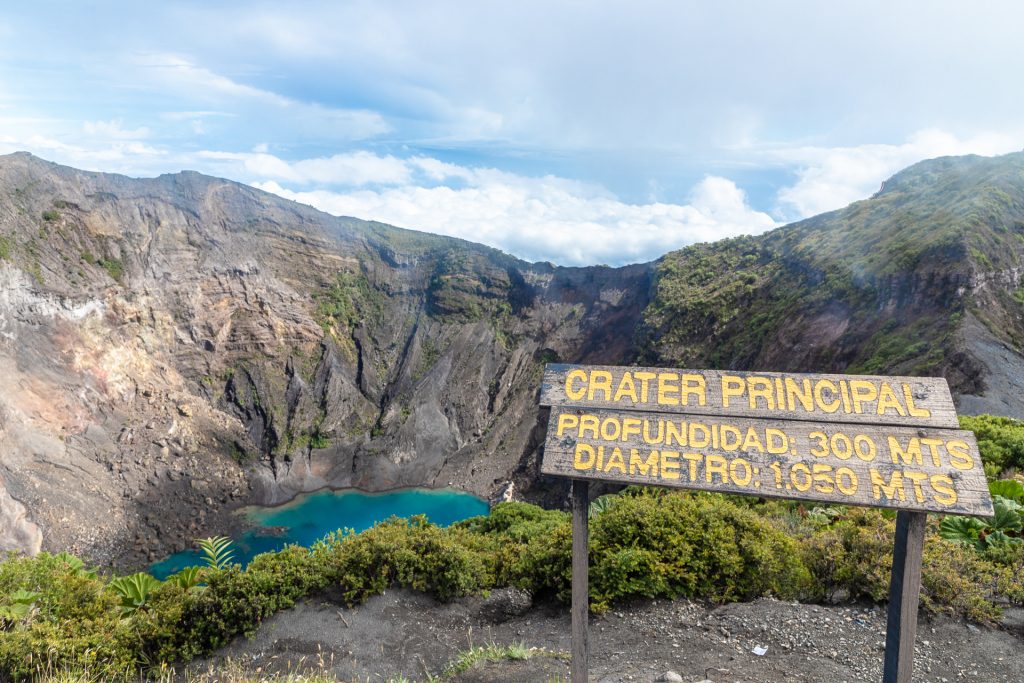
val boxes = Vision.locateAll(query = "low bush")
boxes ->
[960,414,1024,479]
[587,491,813,610]
[316,517,495,604]
[800,507,1012,623]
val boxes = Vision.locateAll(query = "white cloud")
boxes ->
[184,2,1024,156]
[291,152,412,186]
[774,129,1023,219]
[133,53,391,140]
[82,120,150,139]
[198,150,412,186]
[134,53,293,106]
[0,133,168,174]
[159,111,234,121]
[252,164,777,266]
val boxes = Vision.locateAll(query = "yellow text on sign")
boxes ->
[555,413,974,509]
[562,369,931,418]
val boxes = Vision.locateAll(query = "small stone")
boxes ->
[654,672,683,683]
[177,404,193,417]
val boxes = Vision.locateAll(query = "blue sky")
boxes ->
[2,2,1023,265]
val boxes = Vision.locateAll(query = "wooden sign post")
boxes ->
[538,364,993,683]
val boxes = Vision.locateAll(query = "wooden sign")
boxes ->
[540,364,989,515]
[538,363,994,683]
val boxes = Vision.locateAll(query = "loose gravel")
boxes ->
[197,590,1024,682]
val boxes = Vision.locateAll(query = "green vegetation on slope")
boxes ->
[641,153,1024,384]
[938,415,1024,557]
[313,269,383,351]
[426,250,516,324]
[960,414,1024,479]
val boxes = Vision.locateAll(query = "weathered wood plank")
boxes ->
[883,511,927,683]
[542,407,992,516]
[540,364,959,429]
[571,480,589,683]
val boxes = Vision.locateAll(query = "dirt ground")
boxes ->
[194,589,1024,682]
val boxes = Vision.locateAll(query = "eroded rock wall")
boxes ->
[0,153,653,567]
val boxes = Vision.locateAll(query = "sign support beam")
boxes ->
[571,479,589,683]
[883,510,927,683]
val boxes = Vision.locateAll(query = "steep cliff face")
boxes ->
[4,151,1024,568]
[0,153,652,566]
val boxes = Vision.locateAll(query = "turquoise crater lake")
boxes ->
[149,488,489,579]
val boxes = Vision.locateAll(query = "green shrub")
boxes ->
[983,537,1024,568]
[148,543,324,661]
[316,516,493,604]
[959,414,1024,479]
[41,210,59,222]
[801,508,893,602]
[158,566,280,660]
[508,519,572,599]
[0,617,140,680]
[456,501,572,596]
[921,536,1012,622]
[0,236,12,260]
[801,508,1015,623]
[0,552,113,623]
[98,258,123,282]
[108,572,162,615]
[196,536,236,570]
[390,524,492,599]
[587,491,813,610]
[458,500,567,543]
[939,495,1023,550]
[0,553,137,679]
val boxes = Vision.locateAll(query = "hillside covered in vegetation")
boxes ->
[641,153,1024,413]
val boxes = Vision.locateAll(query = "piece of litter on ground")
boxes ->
[752,645,768,656]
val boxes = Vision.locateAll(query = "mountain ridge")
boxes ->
[640,152,1024,402]
[1,150,1024,568]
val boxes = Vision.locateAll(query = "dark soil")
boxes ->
[195,589,1024,682]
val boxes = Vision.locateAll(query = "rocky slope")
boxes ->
[0,152,652,567]
[1,151,1024,568]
